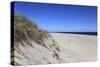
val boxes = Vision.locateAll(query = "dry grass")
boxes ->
[14,13,50,44]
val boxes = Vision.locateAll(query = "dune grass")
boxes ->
[14,13,51,44]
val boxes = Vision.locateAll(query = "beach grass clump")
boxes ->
[14,13,50,44]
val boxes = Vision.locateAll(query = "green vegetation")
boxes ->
[14,13,50,44]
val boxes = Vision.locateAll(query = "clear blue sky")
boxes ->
[13,1,97,32]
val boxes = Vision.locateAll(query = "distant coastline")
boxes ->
[50,32,97,36]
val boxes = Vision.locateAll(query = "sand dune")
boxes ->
[12,13,97,65]
[51,33,97,63]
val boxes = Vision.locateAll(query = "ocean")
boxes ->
[51,32,97,36]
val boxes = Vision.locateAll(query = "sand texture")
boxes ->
[12,33,97,65]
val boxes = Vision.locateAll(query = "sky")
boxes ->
[12,1,97,32]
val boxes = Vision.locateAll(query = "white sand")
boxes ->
[51,33,97,63]
[14,33,97,65]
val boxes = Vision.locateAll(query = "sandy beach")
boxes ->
[12,2,97,66]
[51,33,97,63]
[13,33,97,65]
